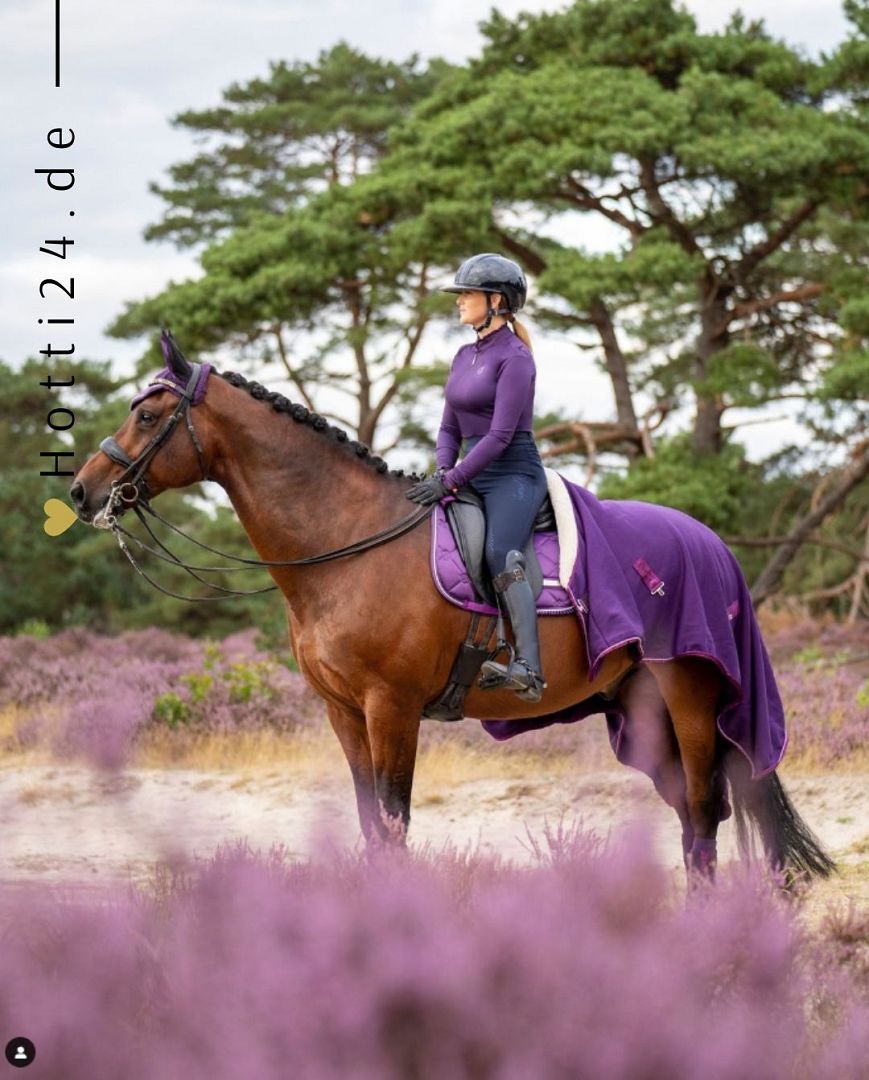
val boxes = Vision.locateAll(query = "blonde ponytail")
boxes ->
[508,314,533,354]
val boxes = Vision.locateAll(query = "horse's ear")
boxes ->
[160,327,193,380]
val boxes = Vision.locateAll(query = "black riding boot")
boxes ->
[478,550,546,703]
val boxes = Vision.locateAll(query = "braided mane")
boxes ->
[217,370,424,481]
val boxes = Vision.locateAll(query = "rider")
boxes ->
[406,253,548,703]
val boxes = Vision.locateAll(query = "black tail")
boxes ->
[724,750,836,882]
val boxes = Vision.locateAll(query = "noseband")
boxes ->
[99,364,206,518]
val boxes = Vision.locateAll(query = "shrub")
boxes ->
[0,831,865,1079]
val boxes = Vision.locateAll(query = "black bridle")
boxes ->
[96,363,434,601]
[99,364,207,515]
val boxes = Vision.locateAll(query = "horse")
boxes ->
[70,340,835,884]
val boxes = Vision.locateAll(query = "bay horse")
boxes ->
[70,343,834,884]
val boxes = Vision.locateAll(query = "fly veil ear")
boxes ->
[160,327,193,380]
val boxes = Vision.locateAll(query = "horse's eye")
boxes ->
[138,410,157,426]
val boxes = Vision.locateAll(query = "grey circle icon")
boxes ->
[4,1038,35,1068]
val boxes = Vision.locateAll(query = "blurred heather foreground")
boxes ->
[0,622,867,1077]
[0,835,867,1079]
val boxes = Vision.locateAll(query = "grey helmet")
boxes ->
[440,253,528,315]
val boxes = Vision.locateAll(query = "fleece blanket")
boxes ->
[479,480,787,780]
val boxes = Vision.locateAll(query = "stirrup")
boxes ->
[478,655,546,703]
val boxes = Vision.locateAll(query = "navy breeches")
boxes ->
[464,432,548,577]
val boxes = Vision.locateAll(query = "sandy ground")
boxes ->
[1,762,867,901]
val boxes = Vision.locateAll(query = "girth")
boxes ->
[443,488,555,608]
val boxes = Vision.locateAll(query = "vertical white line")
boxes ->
[55,0,61,87]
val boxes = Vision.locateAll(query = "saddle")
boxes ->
[423,488,558,723]
[443,488,556,607]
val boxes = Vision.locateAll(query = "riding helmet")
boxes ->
[440,253,527,313]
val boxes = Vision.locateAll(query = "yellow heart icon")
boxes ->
[44,498,78,537]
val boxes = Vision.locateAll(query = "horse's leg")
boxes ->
[364,693,422,847]
[612,667,694,867]
[325,701,379,844]
[645,658,724,880]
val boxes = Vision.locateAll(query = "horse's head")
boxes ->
[71,330,214,527]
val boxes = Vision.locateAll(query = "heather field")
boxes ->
[0,619,867,1078]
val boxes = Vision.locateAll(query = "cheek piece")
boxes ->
[98,362,208,508]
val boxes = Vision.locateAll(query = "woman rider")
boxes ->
[406,253,548,703]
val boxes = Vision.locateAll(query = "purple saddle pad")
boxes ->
[430,504,573,616]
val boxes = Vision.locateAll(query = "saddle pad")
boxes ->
[431,511,573,615]
[431,468,577,616]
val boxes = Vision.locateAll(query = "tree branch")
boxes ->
[558,177,644,237]
[735,199,820,279]
[726,535,869,562]
[638,158,704,258]
[751,438,869,607]
[271,325,316,412]
[713,282,825,337]
[367,264,431,444]
[494,231,547,275]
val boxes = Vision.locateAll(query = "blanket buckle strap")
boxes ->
[633,558,666,597]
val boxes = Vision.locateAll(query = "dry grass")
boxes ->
[779,749,869,775]
[135,725,581,792]
[0,705,53,764]
[2,702,591,788]
[413,740,578,796]
[794,860,869,929]
[133,726,346,776]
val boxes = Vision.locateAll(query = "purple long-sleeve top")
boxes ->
[435,323,536,490]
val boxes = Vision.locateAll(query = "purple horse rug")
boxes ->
[431,471,787,780]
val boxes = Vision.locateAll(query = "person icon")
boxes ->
[4,1037,36,1067]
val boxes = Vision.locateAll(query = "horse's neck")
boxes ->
[211,396,409,608]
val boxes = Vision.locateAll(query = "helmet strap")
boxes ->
[473,295,512,335]
[473,298,495,335]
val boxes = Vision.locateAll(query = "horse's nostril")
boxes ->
[70,481,85,506]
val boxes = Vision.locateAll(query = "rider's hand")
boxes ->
[405,475,451,506]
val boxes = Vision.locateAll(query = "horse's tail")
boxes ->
[723,749,836,881]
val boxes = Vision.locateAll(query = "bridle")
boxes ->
[95,363,434,601]
[98,364,206,521]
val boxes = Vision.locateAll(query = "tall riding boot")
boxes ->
[478,549,546,703]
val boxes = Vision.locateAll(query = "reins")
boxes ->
[112,500,435,603]
[97,361,435,602]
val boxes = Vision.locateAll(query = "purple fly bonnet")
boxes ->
[130,329,211,409]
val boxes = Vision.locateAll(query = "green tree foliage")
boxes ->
[0,360,286,637]
[0,358,139,632]
[598,436,752,531]
[377,0,868,459]
[111,44,457,449]
[145,43,452,247]
[104,3,868,614]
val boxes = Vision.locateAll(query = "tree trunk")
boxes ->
[847,516,869,625]
[751,441,869,608]
[588,297,640,456]
[692,273,731,456]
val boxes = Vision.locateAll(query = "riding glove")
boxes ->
[405,474,451,506]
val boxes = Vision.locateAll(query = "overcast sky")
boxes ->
[1,0,854,467]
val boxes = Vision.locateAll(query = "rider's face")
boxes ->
[456,289,501,327]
